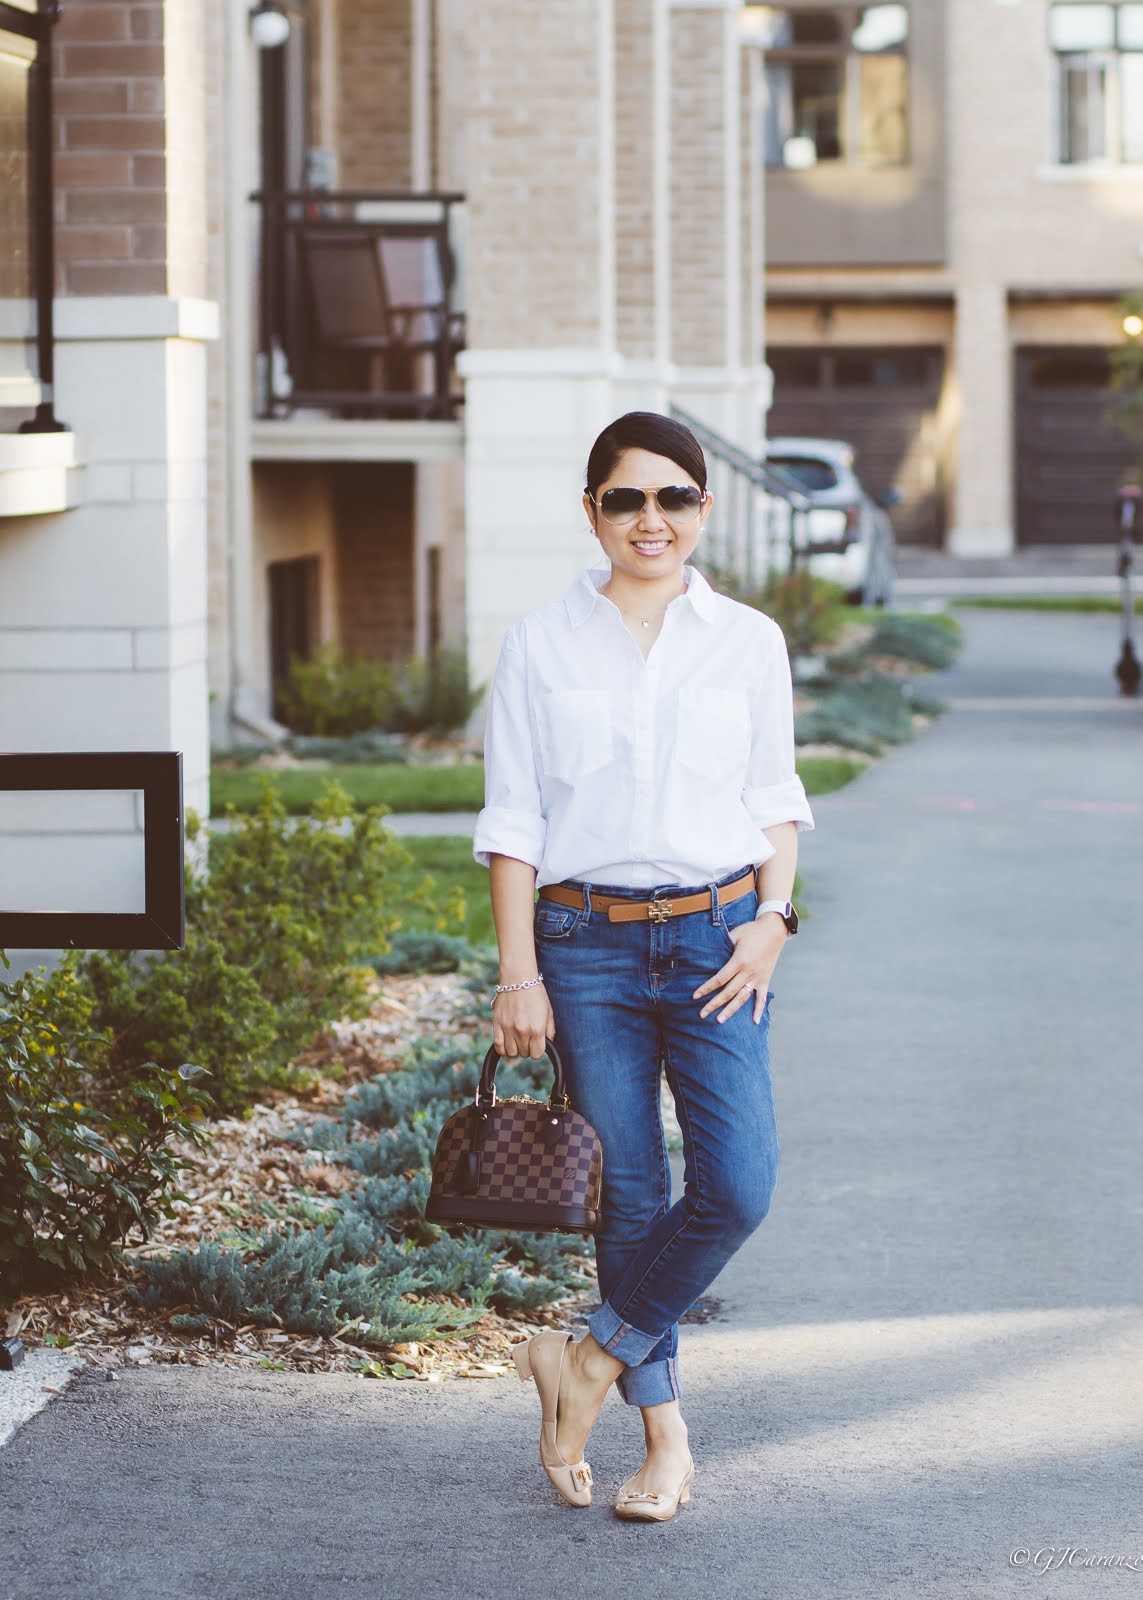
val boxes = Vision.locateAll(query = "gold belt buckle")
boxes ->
[646,899,673,923]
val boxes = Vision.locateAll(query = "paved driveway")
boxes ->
[2,609,1141,1600]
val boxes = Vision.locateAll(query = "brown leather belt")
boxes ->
[539,866,757,924]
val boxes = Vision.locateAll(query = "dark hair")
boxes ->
[585,412,707,497]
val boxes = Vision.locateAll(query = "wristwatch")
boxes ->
[755,899,798,935]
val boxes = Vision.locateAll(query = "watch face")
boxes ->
[785,904,799,935]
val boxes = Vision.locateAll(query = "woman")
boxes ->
[472,411,814,1521]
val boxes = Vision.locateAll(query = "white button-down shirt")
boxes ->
[472,560,814,889]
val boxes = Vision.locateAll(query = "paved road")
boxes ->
[3,610,1141,1600]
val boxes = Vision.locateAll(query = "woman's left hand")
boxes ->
[693,916,788,1025]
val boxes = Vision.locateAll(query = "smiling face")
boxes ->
[583,447,712,584]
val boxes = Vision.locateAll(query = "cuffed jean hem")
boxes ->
[617,1356,681,1409]
[585,1300,662,1368]
[586,1302,681,1406]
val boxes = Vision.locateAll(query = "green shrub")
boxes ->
[0,954,212,1301]
[134,1227,483,1344]
[759,571,848,654]
[388,646,485,736]
[709,565,847,655]
[796,673,931,753]
[280,644,484,738]
[129,1021,594,1345]
[370,930,487,977]
[863,614,961,670]
[288,730,408,764]
[279,644,398,737]
[70,780,417,1116]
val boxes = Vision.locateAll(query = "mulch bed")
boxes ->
[5,970,593,1383]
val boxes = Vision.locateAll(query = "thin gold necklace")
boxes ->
[607,581,685,628]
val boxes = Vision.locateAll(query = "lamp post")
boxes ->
[1115,309,1143,696]
[249,2,291,49]
[1114,484,1141,696]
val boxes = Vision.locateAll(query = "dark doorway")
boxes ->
[1016,347,1140,544]
[269,555,321,724]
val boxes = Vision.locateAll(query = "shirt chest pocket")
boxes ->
[675,686,751,779]
[538,688,613,786]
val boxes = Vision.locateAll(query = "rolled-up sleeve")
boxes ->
[742,624,815,835]
[472,627,548,871]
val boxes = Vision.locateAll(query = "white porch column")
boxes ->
[0,296,216,934]
[949,282,1016,556]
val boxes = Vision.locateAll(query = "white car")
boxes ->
[763,437,898,606]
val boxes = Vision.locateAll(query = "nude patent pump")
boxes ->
[614,1458,695,1522]
[511,1330,594,1508]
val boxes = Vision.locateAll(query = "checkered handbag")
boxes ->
[424,1040,602,1234]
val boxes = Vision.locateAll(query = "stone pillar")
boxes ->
[0,0,215,963]
[949,282,1014,555]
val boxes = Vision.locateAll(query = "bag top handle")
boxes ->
[476,1038,569,1111]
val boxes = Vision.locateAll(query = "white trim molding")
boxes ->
[458,347,629,380]
[0,433,84,518]
[53,297,220,343]
[250,418,465,463]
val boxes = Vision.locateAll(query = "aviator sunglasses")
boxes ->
[589,484,709,526]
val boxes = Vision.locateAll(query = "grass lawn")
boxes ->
[842,604,964,636]
[952,596,1142,615]
[797,754,868,795]
[210,753,865,817]
[210,762,485,816]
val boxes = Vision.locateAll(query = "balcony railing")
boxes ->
[251,189,466,422]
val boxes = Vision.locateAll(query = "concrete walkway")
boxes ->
[2,610,1141,1600]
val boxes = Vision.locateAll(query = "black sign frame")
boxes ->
[0,751,185,950]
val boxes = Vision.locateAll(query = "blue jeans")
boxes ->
[533,864,779,1409]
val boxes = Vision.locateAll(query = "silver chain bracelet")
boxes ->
[491,972,545,1008]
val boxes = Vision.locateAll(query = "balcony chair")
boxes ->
[296,229,455,419]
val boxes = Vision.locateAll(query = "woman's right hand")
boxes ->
[492,984,556,1062]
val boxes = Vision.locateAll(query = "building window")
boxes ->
[1050,3,1143,164]
[748,5,909,169]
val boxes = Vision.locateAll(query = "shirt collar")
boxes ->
[564,560,717,628]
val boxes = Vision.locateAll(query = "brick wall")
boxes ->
[669,9,727,366]
[740,42,763,369]
[337,0,413,187]
[52,0,207,297]
[53,1,167,294]
[464,0,606,349]
[615,0,655,360]
[335,463,416,661]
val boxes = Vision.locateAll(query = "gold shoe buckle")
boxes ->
[646,900,673,924]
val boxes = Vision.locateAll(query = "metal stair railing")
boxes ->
[669,403,812,591]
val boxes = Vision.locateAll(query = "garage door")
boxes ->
[1016,348,1138,545]
[766,346,946,546]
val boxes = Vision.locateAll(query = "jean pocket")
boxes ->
[716,890,759,954]
[538,688,612,785]
[533,902,581,940]
[676,686,750,779]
